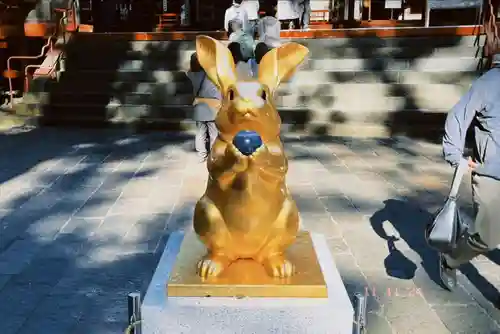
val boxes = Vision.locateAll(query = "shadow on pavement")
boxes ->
[0,129,194,333]
[370,199,441,285]
[383,236,417,280]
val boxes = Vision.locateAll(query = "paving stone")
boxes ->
[99,174,133,191]
[2,315,28,334]
[0,280,55,334]
[0,239,41,275]
[319,194,358,216]
[300,212,343,238]
[58,216,103,239]
[166,203,196,231]
[433,305,500,334]
[122,214,171,253]
[363,272,449,333]
[19,190,64,212]
[73,191,121,218]
[332,253,367,291]
[16,310,82,334]
[310,171,358,197]
[94,215,137,241]
[23,213,72,241]
[0,186,44,210]
[413,268,479,306]
[326,237,351,254]
[293,193,327,214]
[0,274,11,291]
[2,131,500,333]
[108,196,176,216]
[363,310,394,334]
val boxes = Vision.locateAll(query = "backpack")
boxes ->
[229,30,255,61]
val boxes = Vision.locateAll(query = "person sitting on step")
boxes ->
[257,5,281,49]
[228,41,255,78]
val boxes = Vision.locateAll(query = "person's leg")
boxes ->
[249,20,257,38]
[302,2,311,29]
[206,121,219,153]
[228,42,243,63]
[279,19,288,30]
[439,174,500,290]
[255,42,269,64]
[297,6,304,28]
[195,121,209,162]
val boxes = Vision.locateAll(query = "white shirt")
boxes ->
[241,0,260,20]
[277,0,299,20]
[224,4,250,33]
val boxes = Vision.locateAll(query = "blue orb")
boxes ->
[233,130,263,156]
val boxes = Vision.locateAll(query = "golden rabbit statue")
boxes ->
[193,36,309,279]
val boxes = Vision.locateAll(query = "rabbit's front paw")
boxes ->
[262,254,294,278]
[197,253,232,278]
[249,144,274,163]
[227,143,249,172]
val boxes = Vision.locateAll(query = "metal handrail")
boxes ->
[24,63,59,91]
[6,36,54,107]
[5,0,76,107]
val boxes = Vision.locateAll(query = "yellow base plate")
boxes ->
[167,231,327,298]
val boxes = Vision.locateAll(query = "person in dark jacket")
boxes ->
[440,54,500,290]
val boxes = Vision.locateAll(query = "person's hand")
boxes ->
[468,157,478,171]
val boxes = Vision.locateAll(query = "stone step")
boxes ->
[306,57,479,72]
[40,101,452,132]
[64,43,481,64]
[46,76,474,96]
[69,34,484,49]
[40,104,310,126]
[44,83,467,112]
[62,36,483,65]
[55,69,478,86]
[63,52,481,72]
[293,39,482,58]
[38,103,447,139]
[40,102,447,125]
[289,35,484,48]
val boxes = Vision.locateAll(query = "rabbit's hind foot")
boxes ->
[261,254,294,278]
[197,253,233,279]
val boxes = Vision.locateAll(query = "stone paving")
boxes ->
[0,128,499,333]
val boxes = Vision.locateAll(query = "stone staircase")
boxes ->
[36,33,483,138]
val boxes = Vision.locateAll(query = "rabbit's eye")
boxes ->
[260,89,267,101]
[228,89,235,101]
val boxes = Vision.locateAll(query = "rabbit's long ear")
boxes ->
[195,35,236,95]
[258,43,309,94]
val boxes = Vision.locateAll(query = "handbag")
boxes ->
[425,158,468,253]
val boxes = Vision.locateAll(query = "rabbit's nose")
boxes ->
[234,99,257,116]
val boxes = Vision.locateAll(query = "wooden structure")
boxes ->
[0,0,499,105]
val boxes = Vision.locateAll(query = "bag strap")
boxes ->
[449,158,469,199]
[195,73,206,97]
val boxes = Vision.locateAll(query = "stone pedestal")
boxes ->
[142,231,354,334]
